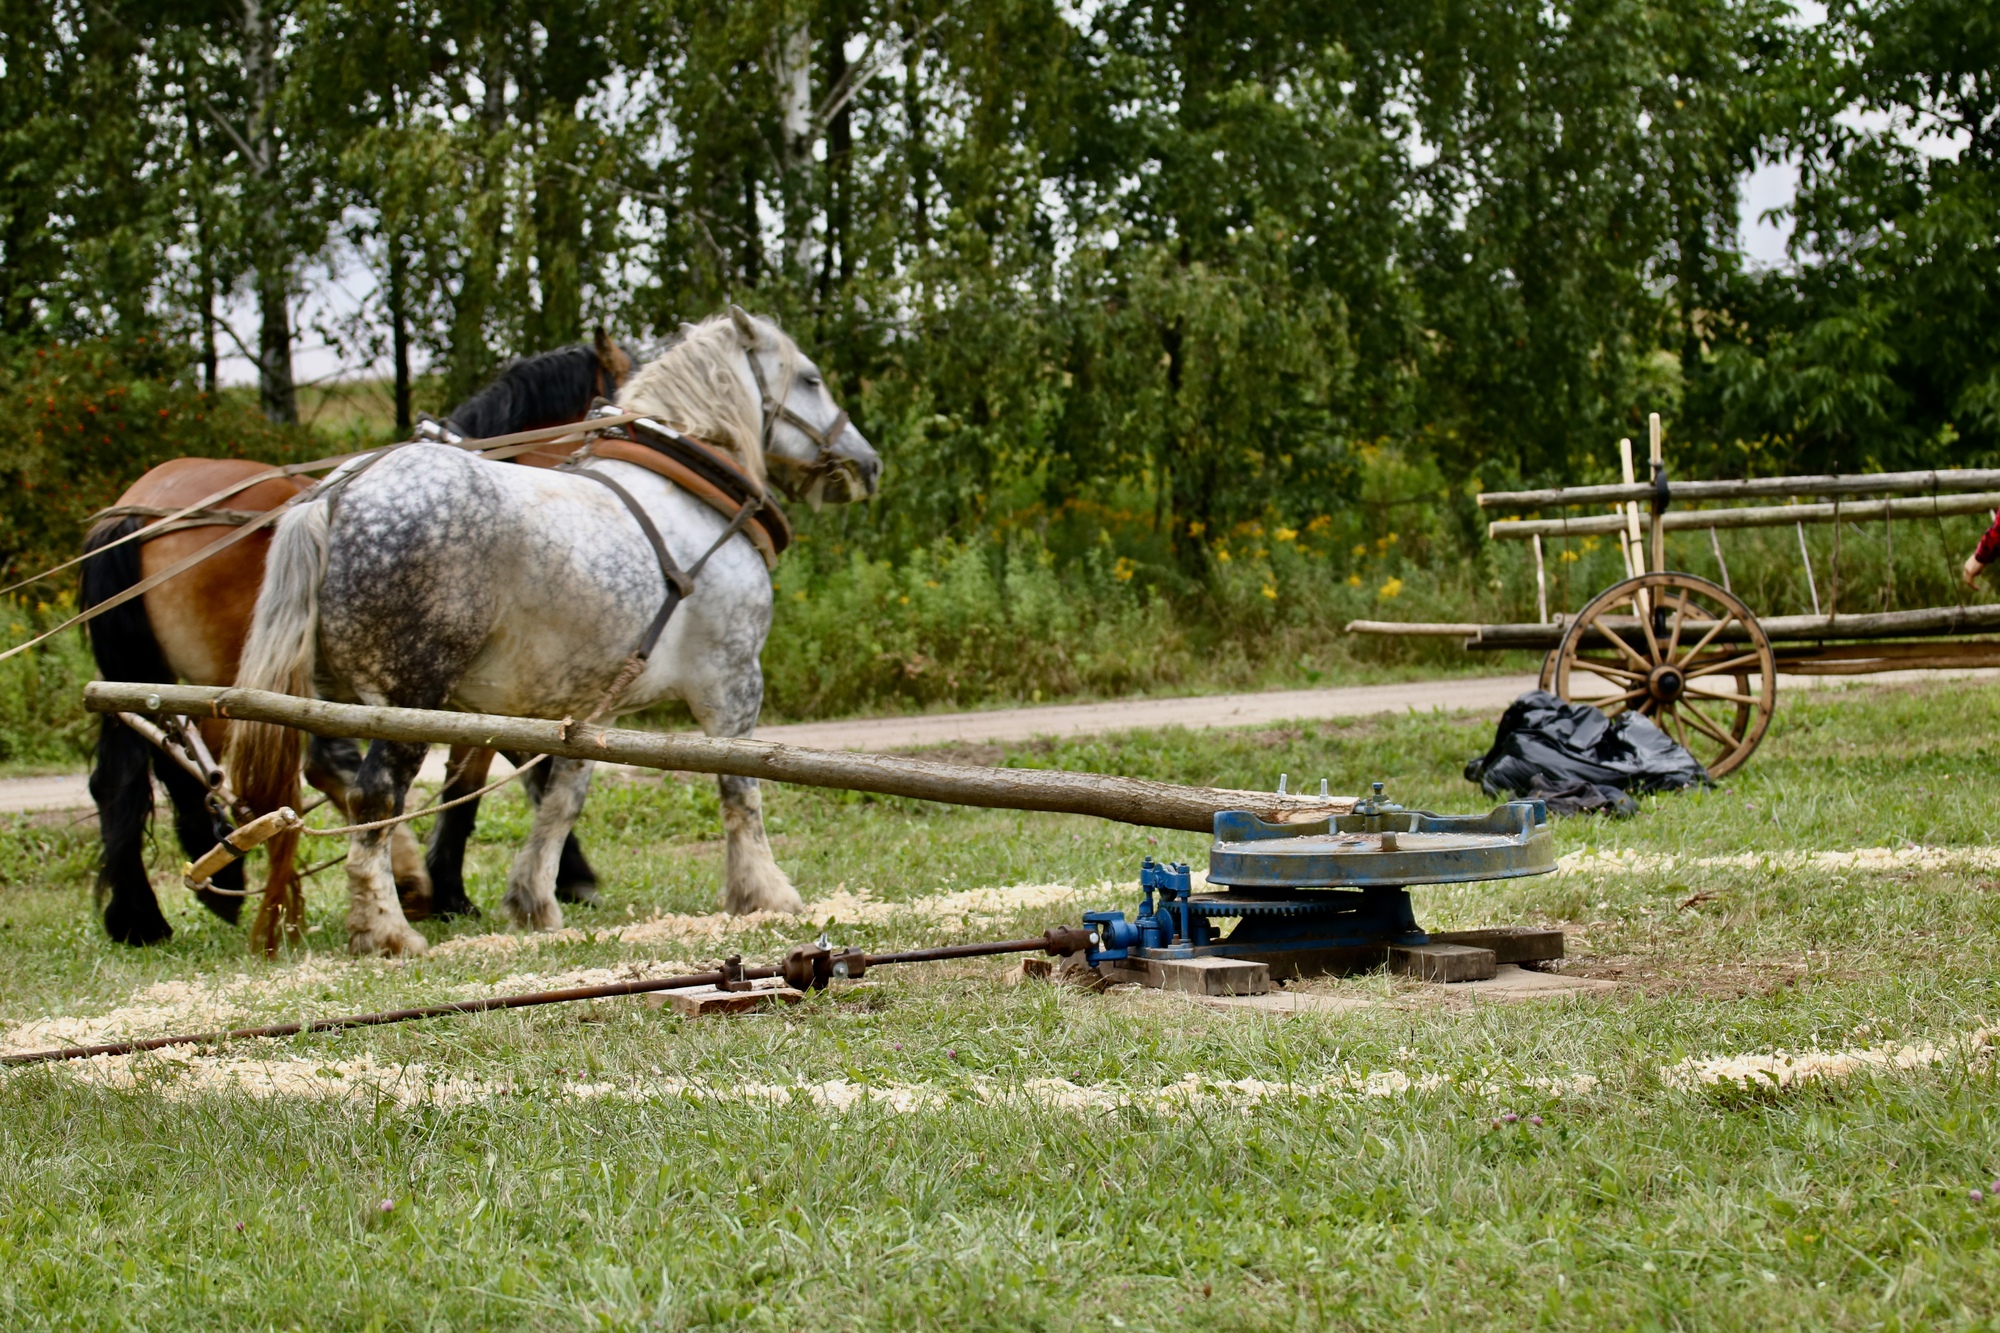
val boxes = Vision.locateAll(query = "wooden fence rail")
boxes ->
[1479,469,2000,511]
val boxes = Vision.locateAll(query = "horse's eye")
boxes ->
[804,375,822,388]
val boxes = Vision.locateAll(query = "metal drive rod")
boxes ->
[1,930,1093,1067]
[82,682,1355,832]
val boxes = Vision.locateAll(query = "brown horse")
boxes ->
[81,333,634,951]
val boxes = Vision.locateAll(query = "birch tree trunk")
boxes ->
[773,17,816,275]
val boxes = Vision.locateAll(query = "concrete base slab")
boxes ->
[1459,964,1619,1002]
[1199,990,1380,1016]
[1099,955,1272,996]
[646,976,804,1016]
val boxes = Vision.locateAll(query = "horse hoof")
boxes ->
[723,884,806,916]
[103,902,173,947]
[431,895,481,920]
[555,879,601,907]
[501,891,563,932]
[348,924,428,958]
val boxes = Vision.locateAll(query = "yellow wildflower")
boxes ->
[1112,557,1137,582]
[1378,577,1404,599]
[1261,584,1278,600]
[1215,546,1232,563]
[1274,527,1297,543]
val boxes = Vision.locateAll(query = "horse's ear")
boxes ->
[728,304,759,345]
[592,324,616,366]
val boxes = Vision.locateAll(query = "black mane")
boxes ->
[443,343,628,439]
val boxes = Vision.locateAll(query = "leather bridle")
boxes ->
[739,339,858,502]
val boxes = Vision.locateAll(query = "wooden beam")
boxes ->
[1489,492,2000,541]
[1460,603,2000,651]
[1479,469,2000,511]
[82,683,1354,833]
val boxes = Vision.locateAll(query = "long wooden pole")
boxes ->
[82,684,1354,833]
[1345,601,2000,650]
[1488,491,2000,542]
[1480,469,2000,511]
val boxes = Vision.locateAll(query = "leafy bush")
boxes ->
[0,599,96,768]
[0,341,314,586]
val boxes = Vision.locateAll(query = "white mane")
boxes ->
[615,313,801,487]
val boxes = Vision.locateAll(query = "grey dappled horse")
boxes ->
[226,309,881,956]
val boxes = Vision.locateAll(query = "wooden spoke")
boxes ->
[1683,684,1758,707]
[1676,612,1738,666]
[1598,624,1655,673]
[1570,658,1648,683]
[1683,650,1766,680]
[1589,686,1649,710]
[1676,699,1738,748]
[1665,591,1692,661]
[1666,706,1693,752]
[1635,593,1663,663]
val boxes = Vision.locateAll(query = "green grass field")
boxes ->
[3,679,2000,1328]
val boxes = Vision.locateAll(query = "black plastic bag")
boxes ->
[1464,690,1711,817]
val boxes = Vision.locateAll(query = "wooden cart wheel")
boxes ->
[1551,571,1777,779]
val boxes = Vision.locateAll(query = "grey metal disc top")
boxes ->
[1205,796,1556,890]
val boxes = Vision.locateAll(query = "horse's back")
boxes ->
[117,457,310,687]
[316,446,768,719]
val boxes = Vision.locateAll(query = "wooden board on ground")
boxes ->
[646,976,804,1017]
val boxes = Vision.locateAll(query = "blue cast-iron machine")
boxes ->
[1082,783,1557,974]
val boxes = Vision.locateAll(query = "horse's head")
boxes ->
[724,306,880,506]
[617,310,881,506]
[592,325,638,399]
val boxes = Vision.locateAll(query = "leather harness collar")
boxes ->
[557,408,791,663]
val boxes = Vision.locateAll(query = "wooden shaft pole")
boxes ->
[83,684,1354,833]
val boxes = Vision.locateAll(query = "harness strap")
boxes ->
[739,342,853,500]
[18,413,650,598]
[0,415,653,666]
[575,417,793,567]
[566,468,689,661]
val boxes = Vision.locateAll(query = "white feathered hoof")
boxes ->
[347,915,428,958]
[501,883,564,932]
[724,859,805,916]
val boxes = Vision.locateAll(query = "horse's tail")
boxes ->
[224,499,332,820]
[81,516,174,683]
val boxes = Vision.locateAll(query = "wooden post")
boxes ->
[1796,512,1821,617]
[83,683,1357,834]
[1648,412,1665,575]
[1532,534,1548,624]
[1617,437,1641,578]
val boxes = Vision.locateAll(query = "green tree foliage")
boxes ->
[0,342,313,582]
[1,0,1991,568]
[1695,0,2000,473]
